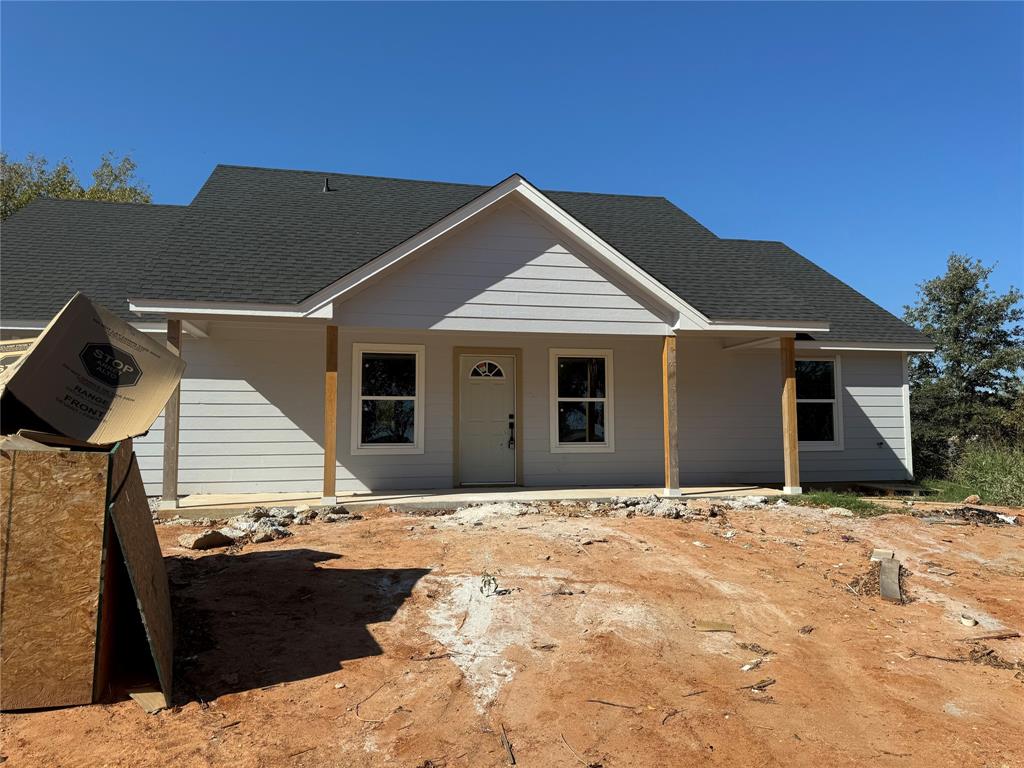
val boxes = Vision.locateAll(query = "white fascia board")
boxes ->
[128,297,307,317]
[798,341,934,353]
[697,319,831,333]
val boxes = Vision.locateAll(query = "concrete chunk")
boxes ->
[178,529,233,550]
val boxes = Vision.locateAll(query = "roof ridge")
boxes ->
[211,164,671,200]
[212,164,489,190]
[720,237,787,246]
[31,197,184,210]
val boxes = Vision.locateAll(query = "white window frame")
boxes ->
[796,354,844,452]
[549,348,615,454]
[351,342,425,455]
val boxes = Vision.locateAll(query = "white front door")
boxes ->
[459,354,516,485]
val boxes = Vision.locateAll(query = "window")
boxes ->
[351,343,425,454]
[796,357,843,450]
[470,360,504,378]
[549,349,614,453]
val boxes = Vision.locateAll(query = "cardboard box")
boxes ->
[0,293,185,444]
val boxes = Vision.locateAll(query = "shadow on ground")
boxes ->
[167,548,428,701]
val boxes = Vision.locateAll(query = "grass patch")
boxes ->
[952,443,1024,507]
[920,478,979,503]
[782,491,888,517]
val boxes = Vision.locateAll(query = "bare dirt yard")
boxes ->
[2,498,1023,768]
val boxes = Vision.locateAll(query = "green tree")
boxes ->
[0,151,150,219]
[904,254,1024,477]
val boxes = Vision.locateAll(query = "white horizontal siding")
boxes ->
[137,325,665,495]
[137,323,912,496]
[677,338,910,484]
[332,200,671,335]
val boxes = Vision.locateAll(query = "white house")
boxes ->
[0,166,932,505]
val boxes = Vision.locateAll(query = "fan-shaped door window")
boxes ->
[470,360,505,379]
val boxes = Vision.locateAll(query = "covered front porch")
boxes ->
[150,319,807,510]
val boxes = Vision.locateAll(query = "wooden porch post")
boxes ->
[662,335,680,497]
[780,336,802,494]
[322,325,339,504]
[160,318,182,510]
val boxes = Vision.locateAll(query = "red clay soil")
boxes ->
[2,502,1022,768]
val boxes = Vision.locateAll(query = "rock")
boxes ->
[190,517,213,527]
[293,504,310,514]
[963,494,981,505]
[686,498,721,516]
[246,506,271,519]
[178,530,233,550]
[268,506,296,520]
[825,507,854,517]
[321,512,350,523]
[219,526,247,540]
[251,529,277,544]
[654,500,686,519]
[727,496,768,509]
[293,512,314,525]
[160,516,195,526]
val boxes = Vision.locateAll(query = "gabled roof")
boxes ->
[0,164,930,345]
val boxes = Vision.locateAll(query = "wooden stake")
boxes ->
[160,319,182,509]
[780,336,801,494]
[322,325,338,503]
[662,335,680,496]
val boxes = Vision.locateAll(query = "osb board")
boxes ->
[108,456,173,707]
[0,449,109,709]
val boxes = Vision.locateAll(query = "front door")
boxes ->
[459,354,516,485]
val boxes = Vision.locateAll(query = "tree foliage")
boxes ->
[0,151,150,220]
[904,254,1024,477]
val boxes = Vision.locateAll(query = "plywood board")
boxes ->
[0,449,108,709]
[107,456,173,707]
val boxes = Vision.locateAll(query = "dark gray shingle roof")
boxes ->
[1,165,928,345]
[1,199,186,323]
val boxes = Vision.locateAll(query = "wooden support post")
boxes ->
[780,336,802,495]
[160,318,182,510]
[662,335,680,497]
[322,325,339,504]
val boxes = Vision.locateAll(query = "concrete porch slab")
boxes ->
[160,485,782,519]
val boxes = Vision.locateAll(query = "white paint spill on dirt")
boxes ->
[423,574,532,712]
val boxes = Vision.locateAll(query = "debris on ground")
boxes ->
[958,630,1020,642]
[918,506,1018,526]
[178,529,234,551]
[695,620,735,633]
[879,556,903,603]
[737,642,774,656]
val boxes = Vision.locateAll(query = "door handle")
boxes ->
[508,414,515,449]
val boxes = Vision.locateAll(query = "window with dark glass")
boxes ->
[358,352,416,444]
[796,360,837,443]
[556,356,607,444]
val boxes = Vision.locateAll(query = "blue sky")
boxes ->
[2,1,1021,315]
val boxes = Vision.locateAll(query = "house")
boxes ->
[0,165,932,505]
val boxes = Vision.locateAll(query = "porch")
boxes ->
[148,320,809,509]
